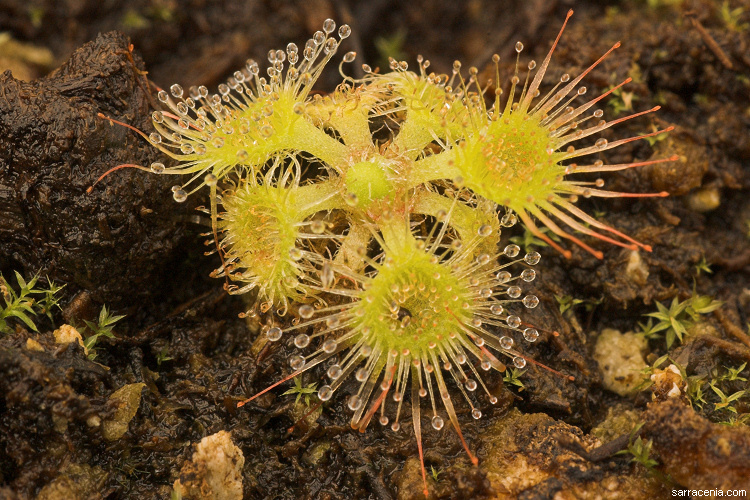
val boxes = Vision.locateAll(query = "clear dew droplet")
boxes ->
[508,286,522,299]
[507,315,522,328]
[339,25,351,38]
[379,415,389,425]
[325,316,340,329]
[321,263,334,289]
[298,304,314,319]
[490,304,504,315]
[169,83,182,99]
[323,339,337,353]
[310,220,326,234]
[515,41,524,52]
[500,336,514,349]
[472,409,482,419]
[204,173,217,187]
[523,295,539,309]
[596,138,608,148]
[521,269,536,282]
[391,422,400,432]
[348,395,362,410]
[504,244,520,258]
[289,247,303,261]
[327,364,342,380]
[496,271,512,283]
[318,385,333,401]
[324,38,338,55]
[431,416,444,430]
[478,224,492,237]
[253,118,272,134]
[513,357,527,369]
[523,328,539,342]
[294,333,310,348]
[290,355,304,370]
[149,132,162,144]
[465,379,477,391]
[343,51,356,62]
[173,189,187,203]
[524,252,541,265]
[267,327,283,341]
[150,162,165,174]
[501,213,517,227]
[356,367,368,382]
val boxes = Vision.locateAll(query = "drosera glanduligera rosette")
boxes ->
[93,10,675,497]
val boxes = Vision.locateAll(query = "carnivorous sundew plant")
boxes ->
[95,10,675,496]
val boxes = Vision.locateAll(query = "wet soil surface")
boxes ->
[1,0,749,498]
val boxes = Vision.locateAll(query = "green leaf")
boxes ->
[14,271,27,291]
[13,310,38,332]
[283,377,318,406]
[665,329,676,349]
[724,363,748,382]
[688,296,723,316]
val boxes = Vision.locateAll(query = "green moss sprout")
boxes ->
[283,377,319,407]
[0,271,63,333]
[642,292,723,348]
[82,305,125,360]
[616,424,658,472]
